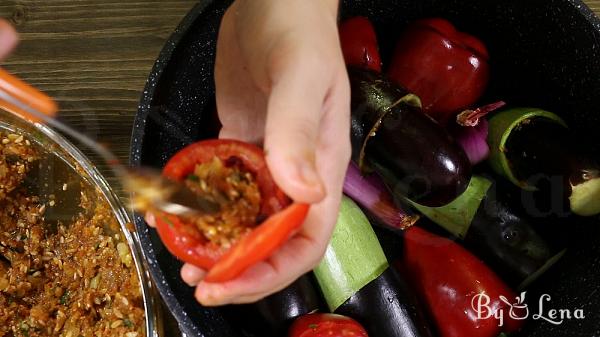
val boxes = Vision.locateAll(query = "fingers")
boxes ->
[155,2,350,306]
[263,50,331,204]
[146,68,351,308]
[144,212,156,228]
[215,6,267,145]
[195,261,280,305]
[192,68,351,307]
[0,20,18,60]
[299,70,351,243]
[194,233,320,306]
[181,264,206,286]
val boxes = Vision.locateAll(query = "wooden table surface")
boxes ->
[1,0,599,334]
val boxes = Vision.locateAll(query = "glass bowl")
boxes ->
[0,109,162,337]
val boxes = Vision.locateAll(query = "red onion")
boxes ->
[452,119,490,165]
[343,162,419,230]
[452,101,505,165]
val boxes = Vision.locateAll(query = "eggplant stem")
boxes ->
[457,101,507,126]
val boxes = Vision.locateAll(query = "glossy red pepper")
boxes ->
[154,139,309,282]
[388,18,490,124]
[288,313,369,337]
[397,226,524,337]
[339,17,382,72]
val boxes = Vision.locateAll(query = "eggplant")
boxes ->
[254,274,322,335]
[348,67,471,207]
[487,107,600,216]
[335,268,432,337]
[225,274,322,337]
[313,196,433,337]
[409,175,566,289]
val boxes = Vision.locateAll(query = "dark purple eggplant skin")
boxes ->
[335,267,434,337]
[253,274,321,335]
[348,67,472,207]
[464,180,563,288]
[223,274,322,337]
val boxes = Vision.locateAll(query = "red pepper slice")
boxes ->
[205,202,309,282]
[339,17,382,72]
[388,18,490,124]
[397,226,524,337]
[154,139,309,282]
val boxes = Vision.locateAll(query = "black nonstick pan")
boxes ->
[130,0,600,336]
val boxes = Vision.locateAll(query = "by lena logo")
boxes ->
[471,291,585,326]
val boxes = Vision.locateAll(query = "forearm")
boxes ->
[234,0,340,19]
[325,0,341,18]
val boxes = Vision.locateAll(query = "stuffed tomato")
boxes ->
[154,139,309,282]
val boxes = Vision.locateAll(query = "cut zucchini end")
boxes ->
[314,196,389,311]
[488,108,566,190]
[570,177,600,216]
[407,175,492,239]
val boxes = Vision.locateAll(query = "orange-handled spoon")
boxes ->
[0,67,220,217]
[0,67,58,122]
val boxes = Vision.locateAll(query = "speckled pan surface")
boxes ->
[130,0,600,336]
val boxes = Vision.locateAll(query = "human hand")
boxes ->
[0,20,18,60]
[146,0,351,306]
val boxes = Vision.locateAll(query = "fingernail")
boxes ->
[184,277,200,287]
[182,271,201,287]
[181,265,206,287]
[144,212,155,225]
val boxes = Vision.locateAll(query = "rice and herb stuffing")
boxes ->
[185,157,262,249]
[0,130,145,337]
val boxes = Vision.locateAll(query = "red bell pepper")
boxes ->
[388,18,490,124]
[397,226,524,337]
[154,139,309,282]
[339,17,382,72]
[288,313,369,337]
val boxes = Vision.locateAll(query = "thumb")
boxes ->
[263,57,328,204]
[0,20,18,60]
